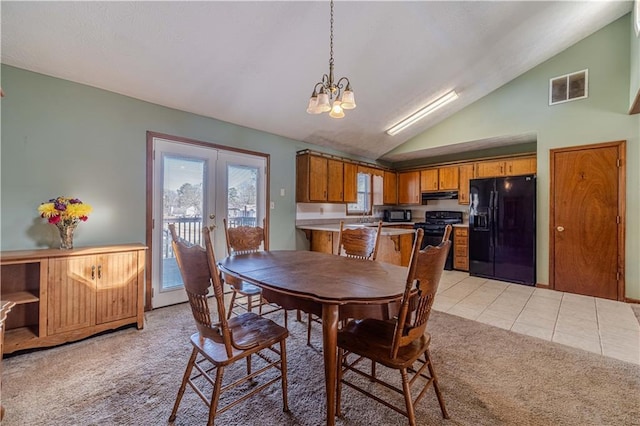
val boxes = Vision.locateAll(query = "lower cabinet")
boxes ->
[453,227,469,271]
[304,228,414,266]
[1,244,146,354]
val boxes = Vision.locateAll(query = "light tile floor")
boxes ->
[433,270,640,365]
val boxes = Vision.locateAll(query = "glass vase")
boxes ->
[57,224,77,250]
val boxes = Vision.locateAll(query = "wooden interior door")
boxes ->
[550,141,625,300]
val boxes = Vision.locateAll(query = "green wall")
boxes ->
[387,15,640,299]
[0,65,334,252]
[631,10,639,109]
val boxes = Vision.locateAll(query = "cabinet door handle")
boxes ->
[98,265,102,279]
[91,265,96,280]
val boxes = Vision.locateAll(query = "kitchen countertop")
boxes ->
[296,223,416,236]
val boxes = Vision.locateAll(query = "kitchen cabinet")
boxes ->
[296,153,360,203]
[420,169,438,192]
[297,154,328,202]
[476,160,506,178]
[475,156,536,178]
[303,227,414,266]
[343,162,358,203]
[383,171,398,205]
[438,166,459,190]
[327,159,344,202]
[453,226,469,271]
[506,157,536,176]
[397,171,421,205]
[0,244,146,354]
[420,166,458,192]
[458,163,475,205]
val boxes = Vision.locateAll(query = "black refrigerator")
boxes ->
[468,175,536,286]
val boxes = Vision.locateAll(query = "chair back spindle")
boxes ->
[391,225,452,359]
[169,224,234,357]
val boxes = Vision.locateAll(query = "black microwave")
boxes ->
[383,209,412,222]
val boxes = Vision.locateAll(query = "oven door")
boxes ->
[420,231,454,270]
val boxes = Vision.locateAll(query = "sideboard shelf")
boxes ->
[0,244,146,354]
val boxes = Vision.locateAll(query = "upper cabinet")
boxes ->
[419,169,438,192]
[475,156,536,178]
[506,157,537,176]
[296,151,384,204]
[327,159,344,202]
[419,166,459,192]
[296,150,535,207]
[458,163,475,205]
[343,162,358,203]
[397,171,421,205]
[383,171,398,205]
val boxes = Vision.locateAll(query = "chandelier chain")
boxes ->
[329,0,334,68]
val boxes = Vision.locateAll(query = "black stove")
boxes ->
[413,211,463,270]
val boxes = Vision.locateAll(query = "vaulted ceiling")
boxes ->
[1,1,632,161]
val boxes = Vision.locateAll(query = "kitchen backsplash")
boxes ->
[296,199,469,223]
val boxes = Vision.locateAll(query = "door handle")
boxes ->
[557,226,565,232]
[209,214,216,220]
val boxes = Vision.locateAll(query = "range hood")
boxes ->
[421,191,459,203]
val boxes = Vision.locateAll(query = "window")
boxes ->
[347,173,372,215]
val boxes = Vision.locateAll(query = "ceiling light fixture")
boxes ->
[386,90,459,136]
[306,0,355,119]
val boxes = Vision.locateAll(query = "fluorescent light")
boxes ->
[386,90,458,136]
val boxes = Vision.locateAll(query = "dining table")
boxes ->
[218,250,409,426]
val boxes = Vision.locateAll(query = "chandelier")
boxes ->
[306,0,356,119]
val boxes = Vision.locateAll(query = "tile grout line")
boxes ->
[508,286,536,332]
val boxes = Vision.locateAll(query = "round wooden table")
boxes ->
[218,250,408,426]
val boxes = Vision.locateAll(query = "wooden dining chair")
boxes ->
[223,218,288,327]
[307,220,383,346]
[168,224,289,426]
[336,225,452,426]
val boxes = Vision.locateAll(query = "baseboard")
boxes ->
[535,283,550,289]
[625,297,640,304]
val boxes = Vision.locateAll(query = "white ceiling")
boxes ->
[1,1,632,162]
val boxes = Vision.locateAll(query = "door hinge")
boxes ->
[616,271,621,281]
[616,216,620,224]
[617,158,621,167]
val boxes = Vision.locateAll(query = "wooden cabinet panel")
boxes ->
[420,169,438,192]
[476,160,506,178]
[327,159,344,202]
[383,171,397,205]
[309,156,328,201]
[458,164,475,205]
[475,157,536,179]
[47,256,96,335]
[95,252,140,325]
[439,166,459,190]
[506,157,536,176]
[310,230,334,254]
[397,171,421,205]
[453,227,469,271]
[343,163,358,203]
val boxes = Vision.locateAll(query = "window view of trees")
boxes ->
[227,165,258,227]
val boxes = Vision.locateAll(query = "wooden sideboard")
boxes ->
[0,244,146,354]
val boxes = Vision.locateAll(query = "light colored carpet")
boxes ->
[3,303,640,426]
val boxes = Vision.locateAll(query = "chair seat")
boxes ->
[338,319,430,369]
[230,280,262,296]
[193,312,288,366]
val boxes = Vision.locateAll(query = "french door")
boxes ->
[150,136,267,308]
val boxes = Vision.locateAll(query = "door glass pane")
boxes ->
[227,165,258,228]
[162,155,205,291]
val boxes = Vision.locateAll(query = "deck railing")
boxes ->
[163,216,256,259]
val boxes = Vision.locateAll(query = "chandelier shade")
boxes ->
[306,0,355,118]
